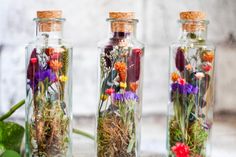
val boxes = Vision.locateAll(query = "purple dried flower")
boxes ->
[112,93,124,102]
[112,91,139,103]
[35,69,57,83]
[175,47,185,72]
[171,83,198,95]
[124,91,139,101]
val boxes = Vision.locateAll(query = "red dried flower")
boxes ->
[178,78,186,85]
[45,47,54,56]
[30,58,38,64]
[105,88,115,95]
[201,63,212,72]
[50,52,61,60]
[171,142,190,157]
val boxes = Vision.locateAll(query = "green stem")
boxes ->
[0,99,25,121]
[0,99,95,141]
[73,128,95,140]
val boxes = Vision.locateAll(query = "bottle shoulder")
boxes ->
[26,38,72,49]
[170,40,215,50]
[98,37,144,49]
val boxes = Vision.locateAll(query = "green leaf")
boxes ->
[0,144,6,155]
[0,121,24,153]
[0,150,21,157]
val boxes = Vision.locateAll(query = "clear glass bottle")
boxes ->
[25,10,73,157]
[167,11,215,157]
[96,12,144,157]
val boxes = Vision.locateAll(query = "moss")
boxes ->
[97,113,135,157]
[169,118,208,157]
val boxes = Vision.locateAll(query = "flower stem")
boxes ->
[0,99,25,121]
[73,128,95,140]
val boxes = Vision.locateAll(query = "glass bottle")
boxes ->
[96,12,144,157]
[25,10,73,157]
[167,11,215,157]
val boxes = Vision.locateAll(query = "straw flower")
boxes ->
[59,75,68,82]
[171,72,180,82]
[201,50,214,63]
[49,60,63,71]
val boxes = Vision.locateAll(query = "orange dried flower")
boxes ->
[171,72,180,82]
[185,64,192,71]
[114,62,127,82]
[130,82,138,92]
[201,51,214,63]
[49,60,63,71]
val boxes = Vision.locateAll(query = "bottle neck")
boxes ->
[108,19,137,39]
[178,20,208,42]
[35,19,64,39]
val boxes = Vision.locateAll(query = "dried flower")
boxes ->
[114,62,127,82]
[130,82,138,92]
[201,50,214,63]
[59,75,68,82]
[195,72,205,79]
[171,72,180,82]
[27,49,39,87]
[45,47,54,56]
[105,88,115,95]
[50,53,61,60]
[128,48,142,82]
[175,47,185,72]
[201,63,212,72]
[112,93,123,102]
[112,91,138,102]
[124,91,139,101]
[120,82,127,89]
[185,64,192,71]
[49,60,63,71]
[178,78,186,85]
[171,142,190,157]
[30,58,38,64]
[35,69,57,83]
[100,94,108,101]
[171,83,198,95]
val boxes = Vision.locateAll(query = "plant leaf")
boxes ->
[0,121,24,153]
[0,150,21,157]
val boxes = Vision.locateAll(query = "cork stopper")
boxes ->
[37,10,62,19]
[109,12,135,19]
[36,10,63,32]
[180,11,207,32]
[180,11,206,20]
[109,12,136,33]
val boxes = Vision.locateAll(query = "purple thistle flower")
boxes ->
[124,91,139,101]
[35,69,57,83]
[171,83,199,95]
[112,91,139,102]
[112,93,124,102]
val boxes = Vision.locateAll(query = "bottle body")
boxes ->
[97,34,144,157]
[167,30,215,156]
[25,13,73,157]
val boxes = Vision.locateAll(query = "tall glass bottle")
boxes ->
[96,12,144,157]
[167,11,215,157]
[25,10,73,157]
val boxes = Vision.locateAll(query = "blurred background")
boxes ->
[0,0,236,156]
